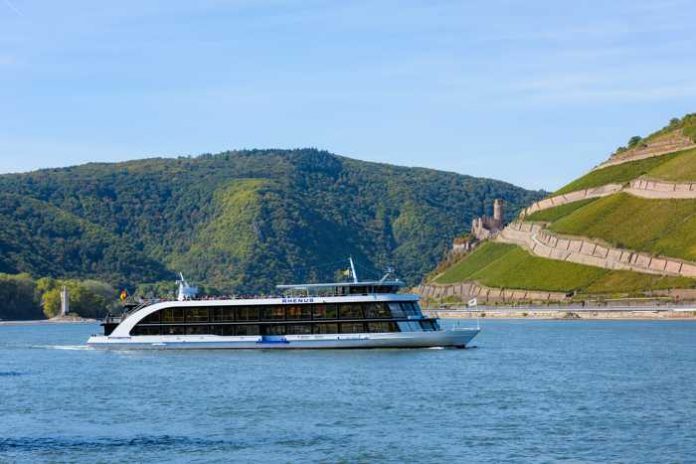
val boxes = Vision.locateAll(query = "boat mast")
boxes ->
[349,256,358,283]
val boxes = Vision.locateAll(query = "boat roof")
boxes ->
[276,280,404,290]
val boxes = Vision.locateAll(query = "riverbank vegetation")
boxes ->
[0,273,119,320]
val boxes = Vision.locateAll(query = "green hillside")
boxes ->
[434,242,694,294]
[548,193,696,261]
[0,149,543,292]
[427,114,696,300]
[554,149,692,195]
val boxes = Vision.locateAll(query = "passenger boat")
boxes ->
[87,260,480,349]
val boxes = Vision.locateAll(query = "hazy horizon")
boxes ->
[2,0,696,190]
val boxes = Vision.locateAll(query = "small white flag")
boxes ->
[467,298,478,307]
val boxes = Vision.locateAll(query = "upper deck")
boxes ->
[276,279,404,297]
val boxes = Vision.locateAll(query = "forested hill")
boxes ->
[0,149,544,292]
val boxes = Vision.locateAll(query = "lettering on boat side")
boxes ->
[281,297,315,303]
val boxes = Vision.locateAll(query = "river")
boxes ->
[1,320,694,463]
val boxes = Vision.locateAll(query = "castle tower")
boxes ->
[493,199,504,226]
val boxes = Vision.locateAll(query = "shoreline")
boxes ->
[0,317,98,326]
[425,307,696,320]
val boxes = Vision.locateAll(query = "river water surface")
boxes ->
[0,320,694,463]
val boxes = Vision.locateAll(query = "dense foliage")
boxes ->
[0,149,544,294]
[0,274,118,320]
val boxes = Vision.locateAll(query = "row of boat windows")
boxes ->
[129,321,428,336]
[138,302,422,325]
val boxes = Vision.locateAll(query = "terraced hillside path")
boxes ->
[416,281,569,303]
[595,131,695,170]
[496,222,696,278]
[523,178,696,216]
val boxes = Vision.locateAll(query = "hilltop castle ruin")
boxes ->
[452,199,505,253]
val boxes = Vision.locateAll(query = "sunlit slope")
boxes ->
[433,242,694,294]
[555,147,696,195]
[426,115,696,297]
[546,193,696,261]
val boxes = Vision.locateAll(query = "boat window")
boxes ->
[286,305,312,320]
[264,325,286,335]
[339,304,363,319]
[388,303,405,318]
[237,306,259,321]
[185,325,210,335]
[164,326,186,335]
[364,303,391,319]
[211,307,235,322]
[236,325,260,336]
[286,324,312,335]
[209,325,226,336]
[348,286,369,295]
[141,312,160,324]
[261,306,285,321]
[339,322,365,333]
[396,321,418,332]
[161,308,185,323]
[186,307,209,323]
[401,302,420,317]
[131,325,162,336]
[219,325,236,336]
[419,320,438,331]
[367,321,399,333]
[312,304,337,319]
[313,323,338,334]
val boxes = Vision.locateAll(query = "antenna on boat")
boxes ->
[177,273,199,301]
[349,256,358,283]
[380,266,395,282]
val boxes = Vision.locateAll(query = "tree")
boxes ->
[0,273,43,320]
[627,136,642,148]
[41,279,118,319]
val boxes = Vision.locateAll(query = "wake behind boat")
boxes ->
[87,260,480,349]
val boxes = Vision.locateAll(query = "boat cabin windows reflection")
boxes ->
[286,324,312,335]
[339,322,365,333]
[212,308,235,322]
[286,305,311,320]
[364,303,391,319]
[339,304,363,319]
[141,312,160,324]
[312,304,337,319]
[264,325,286,335]
[401,302,421,317]
[237,307,259,321]
[186,325,209,335]
[262,306,285,321]
[161,308,185,323]
[313,323,338,334]
[235,325,260,336]
[164,326,186,335]
[186,308,209,323]
[367,321,398,333]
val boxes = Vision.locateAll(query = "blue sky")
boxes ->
[1,0,695,190]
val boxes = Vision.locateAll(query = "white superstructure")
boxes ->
[88,265,480,349]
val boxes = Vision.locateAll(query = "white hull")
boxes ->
[87,328,480,350]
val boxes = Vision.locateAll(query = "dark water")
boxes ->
[1,320,695,463]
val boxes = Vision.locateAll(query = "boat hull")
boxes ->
[86,328,480,350]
